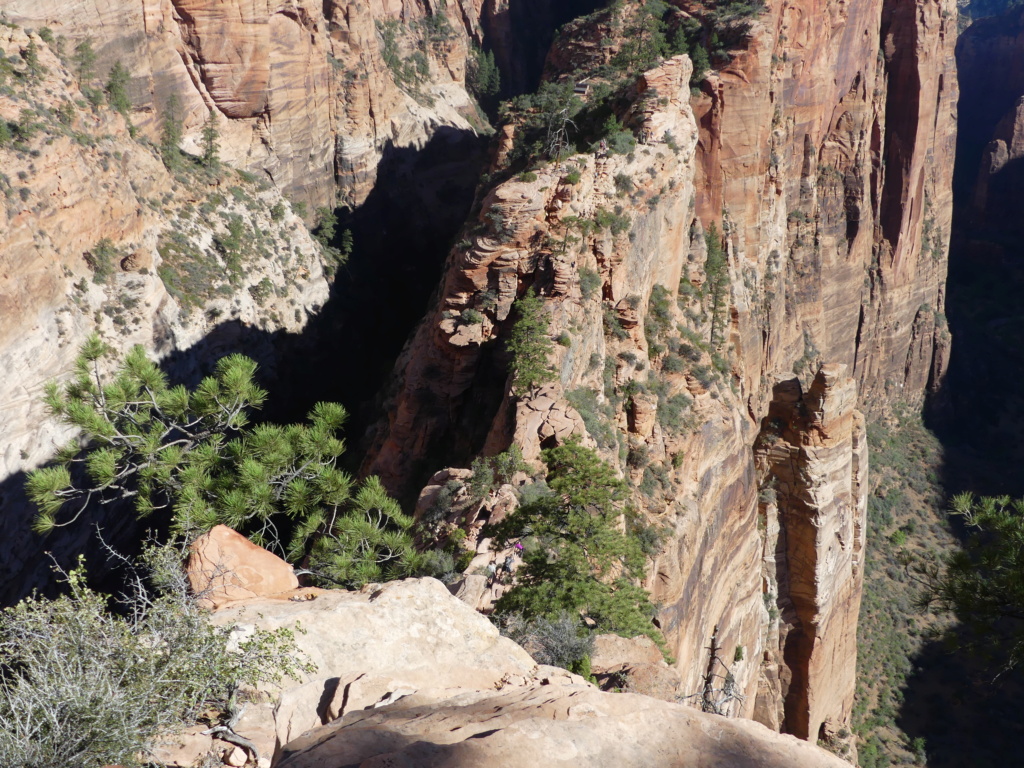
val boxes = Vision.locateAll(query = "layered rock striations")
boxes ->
[363,0,955,748]
[0,26,329,604]
[3,0,490,210]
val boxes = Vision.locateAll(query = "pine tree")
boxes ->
[105,61,131,114]
[506,288,556,395]
[200,110,219,169]
[160,94,183,169]
[27,338,419,587]
[704,222,729,348]
[73,38,96,82]
[490,440,666,649]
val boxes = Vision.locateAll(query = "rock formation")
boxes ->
[361,0,955,749]
[153,572,849,768]
[187,525,300,608]
[2,0,489,210]
[276,682,853,768]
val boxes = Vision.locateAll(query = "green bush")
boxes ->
[489,441,666,652]
[506,289,555,395]
[0,549,309,768]
[499,612,594,671]
[86,238,119,284]
[579,267,602,300]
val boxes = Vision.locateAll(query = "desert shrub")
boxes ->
[499,611,595,672]
[579,267,602,300]
[0,549,309,768]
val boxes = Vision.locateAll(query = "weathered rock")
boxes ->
[592,634,664,667]
[211,578,537,692]
[363,0,954,747]
[4,0,485,210]
[275,682,852,768]
[186,525,299,609]
[755,365,867,745]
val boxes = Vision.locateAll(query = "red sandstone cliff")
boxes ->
[362,0,956,751]
[3,0,490,210]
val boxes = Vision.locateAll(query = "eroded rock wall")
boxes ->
[4,0,485,209]
[364,0,955,747]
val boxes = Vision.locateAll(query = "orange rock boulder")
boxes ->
[186,525,299,609]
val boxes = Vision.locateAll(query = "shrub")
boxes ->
[614,172,634,195]
[518,171,538,183]
[506,289,555,395]
[490,441,665,651]
[579,267,602,300]
[0,549,310,768]
[499,612,594,672]
[86,238,119,284]
[461,308,485,325]
[564,168,582,184]
[556,331,572,347]
[104,61,131,114]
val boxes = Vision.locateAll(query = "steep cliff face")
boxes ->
[4,0,484,209]
[3,0,604,212]
[364,0,955,748]
[938,8,1024,478]
[0,26,329,604]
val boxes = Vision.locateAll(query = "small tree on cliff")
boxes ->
[200,109,219,169]
[27,336,419,587]
[919,493,1024,669]
[506,288,556,396]
[703,222,729,348]
[489,440,666,652]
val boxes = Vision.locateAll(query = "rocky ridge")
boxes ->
[155,564,851,768]
[362,0,955,752]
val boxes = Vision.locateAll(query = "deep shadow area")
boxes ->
[899,631,1024,768]
[900,9,1024,765]
[0,126,487,608]
[263,127,488,452]
[482,0,606,96]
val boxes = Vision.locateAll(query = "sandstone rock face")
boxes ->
[276,682,852,768]
[4,0,486,210]
[186,525,299,608]
[755,366,867,746]
[0,27,329,606]
[211,578,538,692]
[363,0,955,746]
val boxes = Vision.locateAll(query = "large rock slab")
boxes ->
[212,578,537,692]
[275,683,852,768]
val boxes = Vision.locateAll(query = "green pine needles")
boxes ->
[489,440,667,654]
[506,288,556,395]
[27,337,420,588]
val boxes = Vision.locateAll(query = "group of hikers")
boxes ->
[486,540,524,586]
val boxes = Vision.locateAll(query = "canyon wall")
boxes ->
[2,0,525,210]
[363,0,956,748]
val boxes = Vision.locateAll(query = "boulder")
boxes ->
[186,525,299,609]
[275,682,853,768]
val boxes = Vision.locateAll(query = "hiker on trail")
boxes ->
[514,541,524,554]
[502,555,515,580]
[486,561,497,586]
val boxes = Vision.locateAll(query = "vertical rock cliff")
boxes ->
[362,0,956,748]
